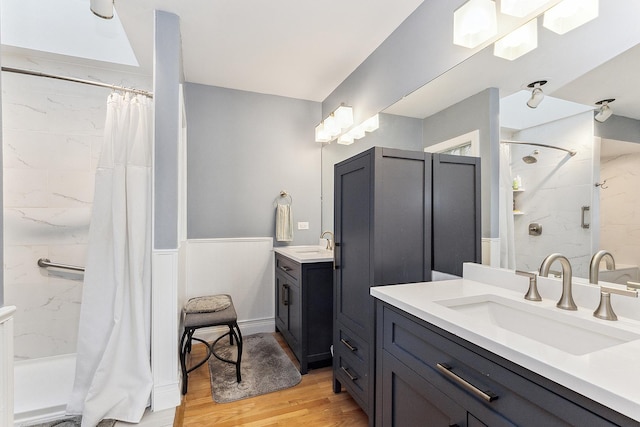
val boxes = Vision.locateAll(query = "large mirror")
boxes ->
[321,0,640,281]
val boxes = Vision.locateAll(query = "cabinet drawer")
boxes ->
[335,326,368,366]
[335,352,369,409]
[380,304,622,427]
[275,254,301,280]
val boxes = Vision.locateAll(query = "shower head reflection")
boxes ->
[522,150,539,164]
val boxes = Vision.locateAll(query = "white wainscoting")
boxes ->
[482,237,500,268]
[1,305,16,427]
[185,238,275,342]
[151,250,181,413]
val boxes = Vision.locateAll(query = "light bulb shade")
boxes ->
[543,0,598,35]
[500,0,549,17]
[453,0,498,49]
[348,126,366,140]
[362,115,379,132]
[338,134,354,145]
[91,0,114,19]
[494,19,537,61]
[334,106,353,129]
[527,87,544,109]
[315,123,331,143]
[323,114,341,137]
[594,104,613,122]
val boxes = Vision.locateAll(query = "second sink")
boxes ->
[436,294,640,356]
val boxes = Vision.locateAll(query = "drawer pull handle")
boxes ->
[281,284,289,306]
[436,363,498,402]
[279,265,292,272]
[341,366,357,381]
[340,338,357,352]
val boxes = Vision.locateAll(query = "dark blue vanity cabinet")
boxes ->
[376,301,638,427]
[332,147,481,424]
[275,253,333,374]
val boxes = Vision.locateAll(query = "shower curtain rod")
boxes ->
[1,66,153,98]
[501,140,577,156]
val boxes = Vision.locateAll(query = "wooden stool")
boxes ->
[180,294,243,395]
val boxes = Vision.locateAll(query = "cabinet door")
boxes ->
[334,153,372,339]
[380,350,466,427]
[275,272,290,332]
[287,279,302,356]
[432,153,481,277]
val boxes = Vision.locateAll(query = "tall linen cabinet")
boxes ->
[332,147,481,424]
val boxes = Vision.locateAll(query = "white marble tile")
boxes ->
[48,171,94,208]
[3,245,49,285]
[4,208,91,246]
[3,169,49,208]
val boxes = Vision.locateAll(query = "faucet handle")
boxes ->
[594,285,638,321]
[516,270,542,302]
[626,281,640,291]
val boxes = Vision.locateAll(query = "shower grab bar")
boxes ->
[37,258,85,272]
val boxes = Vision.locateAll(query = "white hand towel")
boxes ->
[276,204,293,242]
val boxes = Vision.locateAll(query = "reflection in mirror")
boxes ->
[374,0,640,280]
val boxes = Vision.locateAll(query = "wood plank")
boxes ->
[175,333,368,426]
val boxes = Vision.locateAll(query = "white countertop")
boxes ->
[273,245,334,263]
[371,270,640,421]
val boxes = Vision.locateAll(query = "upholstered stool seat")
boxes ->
[180,294,243,395]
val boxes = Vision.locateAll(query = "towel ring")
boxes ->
[275,190,293,206]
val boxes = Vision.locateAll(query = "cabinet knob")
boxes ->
[281,284,290,306]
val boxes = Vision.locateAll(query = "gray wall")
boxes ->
[321,113,424,232]
[423,88,500,239]
[322,0,469,124]
[154,10,182,250]
[595,115,640,144]
[185,84,322,246]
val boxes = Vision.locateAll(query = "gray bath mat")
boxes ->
[23,416,115,427]
[209,332,301,403]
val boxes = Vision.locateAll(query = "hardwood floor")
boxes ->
[173,333,368,427]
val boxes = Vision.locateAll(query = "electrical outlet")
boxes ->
[297,222,309,230]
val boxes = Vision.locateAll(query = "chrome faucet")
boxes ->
[321,231,334,251]
[539,253,577,310]
[589,250,616,285]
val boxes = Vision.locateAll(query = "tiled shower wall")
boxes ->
[600,151,640,268]
[510,112,595,278]
[2,53,150,360]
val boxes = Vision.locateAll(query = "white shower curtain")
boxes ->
[67,93,153,426]
[499,143,517,269]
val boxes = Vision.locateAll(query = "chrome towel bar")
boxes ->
[37,258,85,272]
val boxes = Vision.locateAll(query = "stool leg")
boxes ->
[228,325,234,346]
[233,322,243,382]
[180,328,190,395]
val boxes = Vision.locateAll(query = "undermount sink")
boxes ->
[436,294,640,355]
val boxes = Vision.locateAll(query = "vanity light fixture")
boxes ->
[453,0,498,49]
[90,0,114,19]
[314,104,353,143]
[500,0,549,18]
[494,19,538,61]
[336,114,379,145]
[526,80,547,109]
[543,0,599,35]
[337,134,354,145]
[594,99,615,123]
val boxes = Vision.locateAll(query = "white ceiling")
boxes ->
[115,0,425,101]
